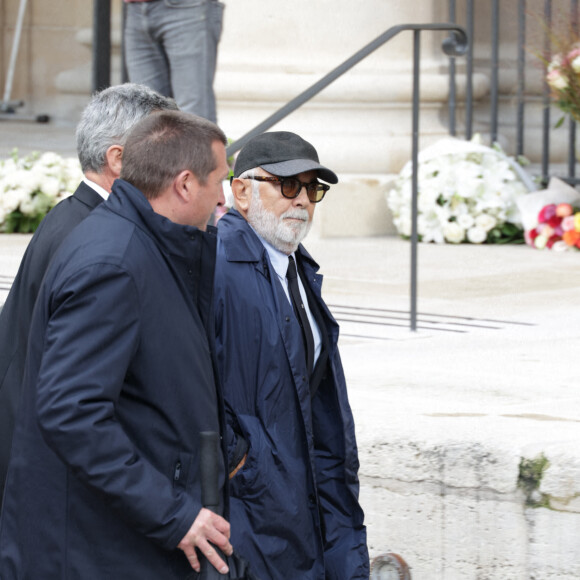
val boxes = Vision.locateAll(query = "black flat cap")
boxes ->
[233,131,338,184]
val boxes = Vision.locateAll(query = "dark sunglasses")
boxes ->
[234,175,330,203]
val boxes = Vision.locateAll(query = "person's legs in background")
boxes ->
[124,2,173,98]
[162,0,224,122]
[125,0,224,123]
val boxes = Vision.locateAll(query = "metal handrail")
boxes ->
[226,23,468,158]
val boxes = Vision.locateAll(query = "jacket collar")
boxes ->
[107,179,216,259]
[74,180,106,210]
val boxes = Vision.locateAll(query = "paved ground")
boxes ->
[4,234,578,429]
[0,119,77,159]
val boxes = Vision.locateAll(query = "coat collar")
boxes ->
[74,180,106,211]
[107,179,216,259]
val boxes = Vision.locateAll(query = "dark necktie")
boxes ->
[287,256,315,375]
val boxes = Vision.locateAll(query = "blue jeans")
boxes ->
[124,0,224,122]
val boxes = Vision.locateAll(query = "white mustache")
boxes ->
[282,210,309,221]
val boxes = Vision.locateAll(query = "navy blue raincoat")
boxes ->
[0,180,226,579]
[214,209,368,579]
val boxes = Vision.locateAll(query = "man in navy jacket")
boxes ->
[0,83,178,508]
[0,111,233,578]
[215,131,369,579]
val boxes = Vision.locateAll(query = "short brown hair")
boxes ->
[120,110,227,199]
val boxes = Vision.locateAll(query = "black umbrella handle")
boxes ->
[199,431,228,580]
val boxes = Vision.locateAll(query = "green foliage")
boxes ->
[518,454,550,508]
[486,223,525,245]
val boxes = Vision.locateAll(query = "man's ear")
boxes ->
[174,170,195,204]
[105,145,124,179]
[231,178,252,213]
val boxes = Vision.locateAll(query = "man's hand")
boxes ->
[178,507,233,574]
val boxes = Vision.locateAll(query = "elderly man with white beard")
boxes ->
[214,131,369,580]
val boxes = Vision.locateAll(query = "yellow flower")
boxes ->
[574,211,580,232]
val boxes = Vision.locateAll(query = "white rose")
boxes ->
[422,226,445,244]
[64,158,83,187]
[442,222,465,244]
[466,226,487,244]
[38,151,63,167]
[41,177,61,199]
[27,171,44,194]
[19,197,37,216]
[33,193,53,215]
[475,213,497,232]
[547,54,562,72]
[396,216,412,237]
[457,213,475,229]
[3,169,31,191]
[2,188,28,213]
[546,69,568,90]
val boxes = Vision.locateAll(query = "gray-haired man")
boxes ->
[0,83,178,508]
[215,131,369,579]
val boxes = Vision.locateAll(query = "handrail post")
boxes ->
[92,0,111,93]
[541,0,552,186]
[517,0,526,157]
[490,0,500,143]
[410,29,421,332]
[568,0,578,179]
[448,0,457,136]
[465,0,474,140]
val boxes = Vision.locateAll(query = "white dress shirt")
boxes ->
[256,236,322,366]
[83,177,110,200]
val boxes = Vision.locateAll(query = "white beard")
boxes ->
[247,193,312,255]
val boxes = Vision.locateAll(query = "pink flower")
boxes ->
[568,47,580,71]
[568,46,580,62]
[562,215,576,231]
[538,204,557,223]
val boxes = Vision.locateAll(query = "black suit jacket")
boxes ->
[0,181,103,507]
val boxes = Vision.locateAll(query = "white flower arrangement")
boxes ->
[387,135,535,244]
[0,149,83,233]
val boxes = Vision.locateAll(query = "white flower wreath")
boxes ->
[387,135,535,244]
